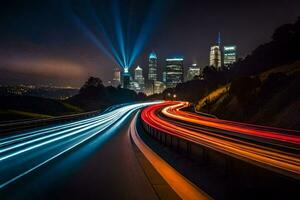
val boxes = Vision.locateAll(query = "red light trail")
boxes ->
[141,102,300,177]
[162,102,300,145]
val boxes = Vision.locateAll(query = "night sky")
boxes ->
[0,0,299,87]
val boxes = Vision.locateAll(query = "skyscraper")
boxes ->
[122,72,130,89]
[165,57,184,88]
[153,81,166,94]
[148,51,157,81]
[223,46,237,66]
[134,65,145,91]
[187,64,200,81]
[209,32,222,69]
[122,67,130,89]
[112,68,121,87]
[209,45,221,69]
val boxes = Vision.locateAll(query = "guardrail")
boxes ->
[140,112,299,186]
[0,110,101,134]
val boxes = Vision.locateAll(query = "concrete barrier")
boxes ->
[140,118,299,191]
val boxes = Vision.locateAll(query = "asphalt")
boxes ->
[0,112,169,200]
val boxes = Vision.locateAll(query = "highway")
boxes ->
[0,102,164,199]
[141,101,300,178]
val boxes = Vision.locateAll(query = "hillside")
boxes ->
[66,77,142,111]
[196,62,300,129]
[0,95,83,121]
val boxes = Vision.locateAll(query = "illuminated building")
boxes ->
[223,46,237,66]
[209,45,221,69]
[148,51,157,81]
[122,67,130,89]
[129,81,141,92]
[165,57,184,88]
[134,66,145,92]
[186,64,200,81]
[209,32,222,69]
[153,81,166,94]
[112,68,121,87]
[162,71,166,82]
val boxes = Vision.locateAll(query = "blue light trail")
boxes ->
[0,102,158,190]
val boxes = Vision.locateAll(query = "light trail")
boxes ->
[141,102,300,177]
[0,102,157,189]
[162,102,300,145]
[130,112,211,200]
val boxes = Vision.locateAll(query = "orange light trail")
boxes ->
[141,102,300,177]
[162,102,300,145]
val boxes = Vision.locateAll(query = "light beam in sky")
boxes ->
[67,0,166,71]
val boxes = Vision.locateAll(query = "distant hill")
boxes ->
[66,77,142,111]
[0,95,83,121]
[197,62,300,129]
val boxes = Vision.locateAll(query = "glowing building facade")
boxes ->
[148,51,157,81]
[165,58,184,88]
[112,68,121,87]
[223,46,237,66]
[122,67,131,89]
[209,45,221,69]
[153,81,166,94]
[186,64,200,81]
[134,66,145,92]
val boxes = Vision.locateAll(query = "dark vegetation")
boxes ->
[67,77,145,111]
[205,64,300,129]
[0,77,144,121]
[0,96,82,121]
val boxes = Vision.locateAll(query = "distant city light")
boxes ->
[124,67,129,73]
[149,52,157,59]
[224,46,236,50]
[166,58,184,61]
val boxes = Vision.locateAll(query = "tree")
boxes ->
[79,77,107,99]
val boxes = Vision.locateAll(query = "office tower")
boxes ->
[162,71,166,82]
[148,51,157,81]
[187,64,200,81]
[112,68,121,87]
[209,45,221,68]
[129,81,141,92]
[134,65,145,92]
[209,32,222,69]
[165,57,184,88]
[153,81,166,94]
[122,67,130,89]
[223,46,237,66]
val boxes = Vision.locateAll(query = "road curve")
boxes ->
[0,102,164,199]
[141,102,300,178]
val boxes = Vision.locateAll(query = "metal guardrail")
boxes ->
[140,113,299,180]
[0,110,101,134]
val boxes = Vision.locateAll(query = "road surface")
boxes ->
[0,102,162,199]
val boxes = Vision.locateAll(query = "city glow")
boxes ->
[166,58,184,61]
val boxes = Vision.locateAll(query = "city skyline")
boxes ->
[0,1,299,199]
[0,0,299,87]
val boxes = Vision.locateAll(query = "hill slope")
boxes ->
[197,62,300,129]
[0,95,83,121]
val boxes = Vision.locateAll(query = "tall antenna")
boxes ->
[217,32,221,46]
